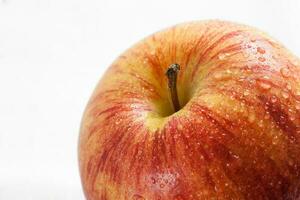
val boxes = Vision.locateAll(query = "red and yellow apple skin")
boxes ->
[79,21,300,199]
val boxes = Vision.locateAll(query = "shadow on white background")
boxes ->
[0,0,299,199]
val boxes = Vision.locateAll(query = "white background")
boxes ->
[0,0,299,199]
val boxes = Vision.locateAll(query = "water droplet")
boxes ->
[218,53,226,60]
[280,68,290,78]
[257,47,266,54]
[243,90,250,96]
[272,138,278,145]
[151,177,156,184]
[249,79,256,85]
[290,115,296,121]
[258,120,264,127]
[214,73,222,79]
[282,91,289,99]
[295,91,300,99]
[264,113,270,119]
[258,82,271,90]
[271,96,277,103]
[160,183,165,188]
[133,194,145,200]
[226,69,232,74]
[177,124,183,130]
[295,102,300,110]
[288,159,294,166]
[248,113,256,123]
[258,57,266,62]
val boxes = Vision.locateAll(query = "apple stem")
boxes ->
[166,63,181,112]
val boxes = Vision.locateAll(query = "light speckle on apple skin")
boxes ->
[79,20,300,200]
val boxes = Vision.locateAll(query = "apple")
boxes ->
[78,20,300,199]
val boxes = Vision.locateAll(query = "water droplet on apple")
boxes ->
[286,83,292,91]
[226,69,232,74]
[218,53,226,60]
[269,181,274,187]
[160,183,165,188]
[214,185,218,192]
[264,113,270,119]
[151,177,156,184]
[150,50,155,55]
[280,68,290,78]
[233,154,240,159]
[213,72,223,79]
[133,194,145,200]
[271,96,277,103]
[294,90,300,97]
[174,134,179,139]
[295,102,300,110]
[272,138,278,145]
[257,47,266,54]
[243,90,250,96]
[258,120,264,127]
[290,115,296,121]
[258,82,271,90]
[281,91,289,99]
[258,57,266,62]
[177,124,183,130]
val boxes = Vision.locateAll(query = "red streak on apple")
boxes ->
[79,20,300,199]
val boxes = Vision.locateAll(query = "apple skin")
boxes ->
[79,20,300,200]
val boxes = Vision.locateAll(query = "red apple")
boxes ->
[78,20,300,199]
